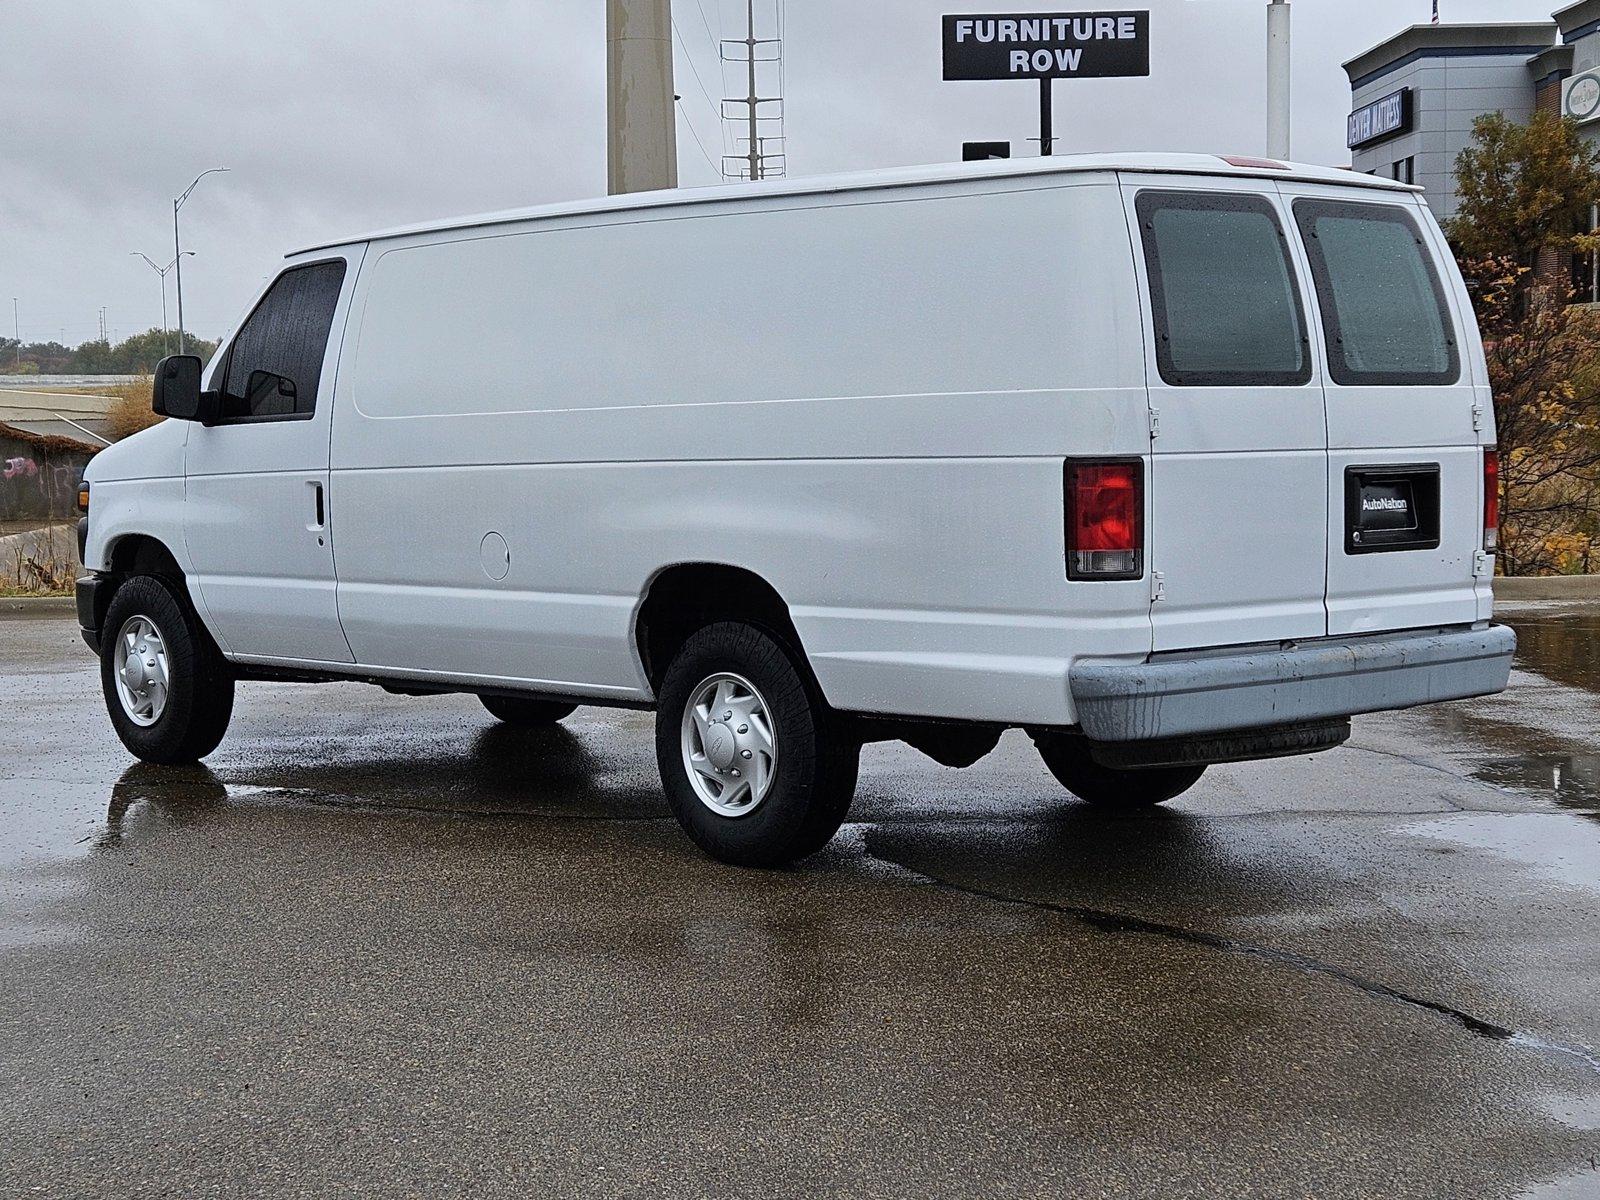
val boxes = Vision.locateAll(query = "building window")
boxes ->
[1390,157,1414,185]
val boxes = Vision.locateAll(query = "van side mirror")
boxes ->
[151,355,205,420]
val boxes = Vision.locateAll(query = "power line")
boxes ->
[670,13,727,179]
[673,14,726,133]
[688,0,720,51]
[676,98,721,175]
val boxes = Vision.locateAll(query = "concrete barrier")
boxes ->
[0,595,75,617]
[0,375,141,389]
[1494,574,1600,601]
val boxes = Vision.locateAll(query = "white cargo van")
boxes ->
[77,154,1515,866]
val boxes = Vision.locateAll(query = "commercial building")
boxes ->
[1344,2,1600,225]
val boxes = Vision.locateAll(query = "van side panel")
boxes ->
[328,178,1151,723]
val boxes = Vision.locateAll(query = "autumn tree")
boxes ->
[1461,256,1600,574]
[1449,112,1600,573]
[1449,110,1600,285]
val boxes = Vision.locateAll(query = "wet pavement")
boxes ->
[2,606,1599,1199]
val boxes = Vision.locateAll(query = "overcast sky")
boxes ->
[0,0,1560,348]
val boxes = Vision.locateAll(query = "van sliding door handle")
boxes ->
[307,480,325,530]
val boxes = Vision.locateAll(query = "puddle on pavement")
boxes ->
[0,782,104,873]
[1538,1090,1600,1132]
[1518,1169,1600,1199]
[1407,811,1600,896]
[1473,754,1600,820]
[1500,607,1600,694]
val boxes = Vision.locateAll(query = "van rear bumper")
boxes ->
[1070,624,1517,743]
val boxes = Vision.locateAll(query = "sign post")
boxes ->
[942,11,1151,156]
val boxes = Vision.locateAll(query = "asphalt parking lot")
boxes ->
[3,604,1599,1199]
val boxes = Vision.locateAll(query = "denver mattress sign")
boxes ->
[942,12,1151,80]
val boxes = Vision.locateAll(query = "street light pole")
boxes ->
[133,252,192,356]
[1267,0,1291,159]
[172,168,228,353]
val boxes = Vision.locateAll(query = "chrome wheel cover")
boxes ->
[112,614,171,727]
[681,672,777,817]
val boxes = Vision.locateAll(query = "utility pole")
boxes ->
[1267,0,1291,160]
[745,0,760,180]
[721,0,785,181]
[173,167,228,353]
[10,298,18,370]
[606,0,678,195]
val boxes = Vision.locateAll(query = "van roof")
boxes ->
[291,153,1420,255]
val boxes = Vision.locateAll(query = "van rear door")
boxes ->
[1122,177,1329,652]
[1280,185,1484,636]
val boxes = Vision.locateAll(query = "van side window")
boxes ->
[217,260,347,421]
[1292,200,1459,387]
[1135,191,1311,388]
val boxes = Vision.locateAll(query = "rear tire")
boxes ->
[1032,731,1204,808]
[100,574,234,765]
[480,695,577,726]
[655,621,858,867]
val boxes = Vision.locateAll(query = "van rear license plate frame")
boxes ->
[1345,464,1440,554]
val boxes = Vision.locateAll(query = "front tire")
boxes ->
[656,621,858,867]
[100,574,234,764]
[480,695,577,726]
[1032,731,1204,809]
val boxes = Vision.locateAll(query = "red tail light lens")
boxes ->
[1484,447,1499,552]
[1066,459,1144,580]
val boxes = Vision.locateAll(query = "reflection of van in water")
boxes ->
[76,153,1515,866]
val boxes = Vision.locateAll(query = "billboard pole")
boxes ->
[1039,78,1054,155]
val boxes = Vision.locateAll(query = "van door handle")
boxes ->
[307,480,325,530]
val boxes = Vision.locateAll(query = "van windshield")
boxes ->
[1293,200,1458,387]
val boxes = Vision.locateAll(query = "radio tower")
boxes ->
[721,0,785,180]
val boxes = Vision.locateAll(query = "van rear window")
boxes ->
[1135,191,1311,388]
[1292,200,1459,387]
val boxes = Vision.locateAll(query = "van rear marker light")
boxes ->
[1483,448,1500,553]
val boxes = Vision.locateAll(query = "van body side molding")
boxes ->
[1070,624,1517,743]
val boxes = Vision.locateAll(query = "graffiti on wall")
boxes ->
[0,439,94,524]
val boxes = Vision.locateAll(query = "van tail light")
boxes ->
[1066,459,1144,580]
[1483,447,1499,552]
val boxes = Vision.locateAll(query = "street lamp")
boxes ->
[131,251,193,355]
[1267,0,1291,160]
[1188,0,1292,159]
[172,167,228,353]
